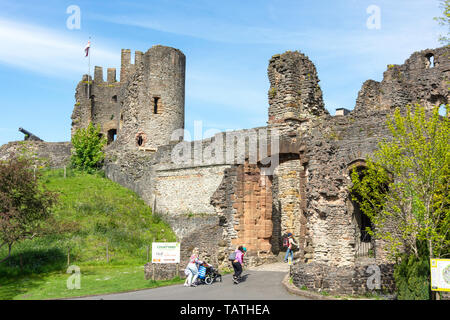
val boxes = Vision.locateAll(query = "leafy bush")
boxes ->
[394,242,431,300]
[71,123,106,173]
[0,157,58,264]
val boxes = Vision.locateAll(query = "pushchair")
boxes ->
[197,262,222,285]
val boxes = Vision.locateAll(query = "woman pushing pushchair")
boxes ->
[184,247,203,287]
[184,247,222,287]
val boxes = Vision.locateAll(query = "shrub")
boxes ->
[71,123,107,173]
[394,242,431,300]
[0,157,58,264]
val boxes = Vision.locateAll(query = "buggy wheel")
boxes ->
[218,275,222,282]
[205,276,213,285]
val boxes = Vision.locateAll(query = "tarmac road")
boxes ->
[73,267,308,300]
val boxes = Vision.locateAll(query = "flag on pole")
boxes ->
[84,40,91,57]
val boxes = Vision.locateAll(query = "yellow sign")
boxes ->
[430,259,450,292]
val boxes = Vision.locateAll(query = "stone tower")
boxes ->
[71,49,143,144]
[71,45,186,150]
[267,51,328,126]
[116,45,186,150]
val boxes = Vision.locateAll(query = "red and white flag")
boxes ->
[84,40,91,57]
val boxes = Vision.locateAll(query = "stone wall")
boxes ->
[354,47,449,113]
[290,260,396,296]
[0,141,72,168]
[115,45,185,150]
[271,155,305,255]
[154,163,232,216]
[300,111,391,267]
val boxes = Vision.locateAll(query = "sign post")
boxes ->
[430,258,450,293]
[152,242,180,264]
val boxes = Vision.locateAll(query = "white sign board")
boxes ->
[152,242,180,264]
[430,259,450,292]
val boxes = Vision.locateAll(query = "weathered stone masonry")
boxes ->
[1,44,448,294]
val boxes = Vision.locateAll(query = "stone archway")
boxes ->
[216,136,309,264]
[270,153,304,256]
[347,160,375,259]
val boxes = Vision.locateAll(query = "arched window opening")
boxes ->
[137,135,144,146]
[112,95,118,103]
[153,97,160,114]
[136,132,146,147]
[349,165,374,258]
[107,129,117,145]
[425,53,435,68]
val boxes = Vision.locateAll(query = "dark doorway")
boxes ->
[350,165,374,258]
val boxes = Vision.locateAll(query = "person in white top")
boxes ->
[184,247,203,287]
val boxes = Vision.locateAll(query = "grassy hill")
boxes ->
[0,168,178,299]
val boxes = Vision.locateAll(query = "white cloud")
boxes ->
[0,18,119,78]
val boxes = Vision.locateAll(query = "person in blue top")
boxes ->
[284,233,298,263]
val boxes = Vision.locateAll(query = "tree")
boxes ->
[435,0,450,45]
[351,104,449,262]
[71,123,107,173]
[0,157,58,263]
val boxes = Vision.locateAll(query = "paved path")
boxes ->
[74,263,307,300]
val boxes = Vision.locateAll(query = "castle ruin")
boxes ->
[1,44,448,295]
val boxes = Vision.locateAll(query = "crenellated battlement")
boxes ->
[94,66,104,83]
[120,49,144,83]
[72,45,186,148]
[107,68,116,83]
[92,66,118,84]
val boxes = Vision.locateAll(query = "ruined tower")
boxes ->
[71,50,134,144]
[71,45,186,150]
[354,47,449,113]
[267,51,328,126]
[114,45,186,150]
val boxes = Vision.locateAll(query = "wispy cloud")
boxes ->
[92,2,444,55]
[0,18,119,78]
[93,12,314,45]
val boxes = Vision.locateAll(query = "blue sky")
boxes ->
[0,0,446,145]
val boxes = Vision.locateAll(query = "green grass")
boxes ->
[0,168,177,299]
[0,265,184,300]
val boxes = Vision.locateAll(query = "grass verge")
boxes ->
[0,168,178,299]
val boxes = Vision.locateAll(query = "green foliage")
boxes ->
[434,0,450,45]
[0,265,184,300]
[268,87,277,98]
[351,104,450,261]
[394,241,431,300]
[0,168,175,278]
[16,141,50,168]
[71,123,107,173]
[0,158,58,264]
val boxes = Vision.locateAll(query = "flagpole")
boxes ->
[88,36,91,100]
